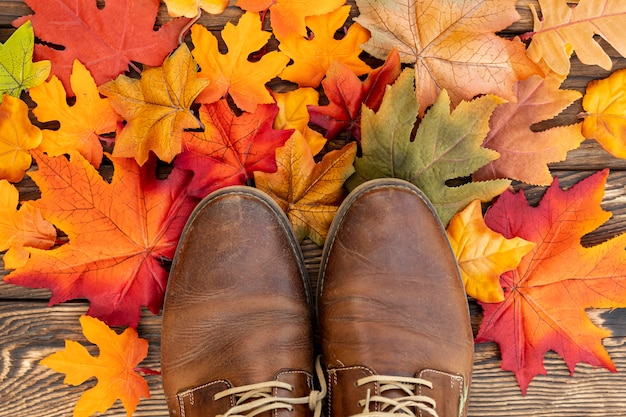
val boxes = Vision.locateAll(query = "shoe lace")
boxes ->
[351,374,438,417]
[214,356,327,417]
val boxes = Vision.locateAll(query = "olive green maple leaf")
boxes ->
[0,21,50,97]
[347,69,511,225]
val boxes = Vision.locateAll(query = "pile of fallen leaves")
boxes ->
[1,0,626,415]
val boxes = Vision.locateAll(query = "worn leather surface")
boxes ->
[318,179,474,417]
[161,187,314,417]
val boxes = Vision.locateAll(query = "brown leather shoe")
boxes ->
[318,179,474,417]
[161,186,324,417]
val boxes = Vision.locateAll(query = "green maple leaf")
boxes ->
[0,21,50,97]
[347,69,511,225]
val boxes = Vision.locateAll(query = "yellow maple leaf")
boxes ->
[99,44,207,165]
[236,0,346,38]
[355,0,540,114]
[191,13,290,112]
[255,132,356,245]
[272,88,327,155]
[278,6,371,88]
[29,60,121,169]
[0,94,41,183]
[40,315,150,417]
[581,68,626,159]
[446,200,535,303]
[527,0,626,76]
[164,0,228,18]
[0,180,55,269]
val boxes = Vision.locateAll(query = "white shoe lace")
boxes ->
[214,356,327,417]
[351,374,438,417]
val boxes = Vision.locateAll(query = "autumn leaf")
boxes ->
[99,44,207,165]
[164,0,228,17]
[191,13,290,112]
[526,0,626,76]
[13,0,190,95]
[40,315,150,417]
[5,151,197,327]
[308,49,401,142]
[278,6,372,88]
[0,94,42,183]
[255,132,357,245]
[476,169,626,394]
[354,0,540,114]
[446,199,535,303]
[0,180,55,270]
[0,21,50,97]
[581,68,626,159]
[29,60,121,169]
[236,0,346,38]
[174,101,292,198]
[347,69,511,226]
[473,73,584,186]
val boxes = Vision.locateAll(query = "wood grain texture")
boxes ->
[2,0,626,415]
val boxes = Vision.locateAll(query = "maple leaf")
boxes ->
[308,49,401,142]
[347,69,511,226]
[40,315,150,417]
[0,21,50,97]
[581,68,626,159]
[164,0,228,17]
[13,0,190,95]
[0,180,56,270]
[473,73,584,186]
[29,60,121,169]
[446,199,535,303]
[0,94,42,183]
[476,169,626,394]
[278,6,372,88]
[354,0,540,114]
[236,0,346,38]
[272,88,327,155]
[4,151,198,327]
[526,0,626,76]
[191,13,290,112]
[99,44,207,165]
[174,100,292,198]
[255,132,356,246]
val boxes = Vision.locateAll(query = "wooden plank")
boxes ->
[2,301,626,416]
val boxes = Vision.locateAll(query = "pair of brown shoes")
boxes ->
[161,179,474,417]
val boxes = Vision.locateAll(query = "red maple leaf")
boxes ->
[4,151,198,327]
[13,0,189,95]
[174,100,293,198]
[308,49,401,142]
[476,169,626,393]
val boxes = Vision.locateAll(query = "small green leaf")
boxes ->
[0,21,51,97]
[348,69,511,225]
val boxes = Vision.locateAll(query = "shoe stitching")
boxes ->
[417,369,465,417]
[177,379,232,417]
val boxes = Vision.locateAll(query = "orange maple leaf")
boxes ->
[0,180,55,270]
[99,44,207,165]
[4,151,197,327]
[354,0,540,114]
[236,0,346,38]
[278,6,372,88]
[255,132,356,245]
[476,170,626,393]
[0,95,42,183]
[40,315,150,417]
[29,60,121,169]
[473,73,584,186]
[191,13,290,112]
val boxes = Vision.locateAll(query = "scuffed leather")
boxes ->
[161,187,314,417]
[319,179,474,417]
